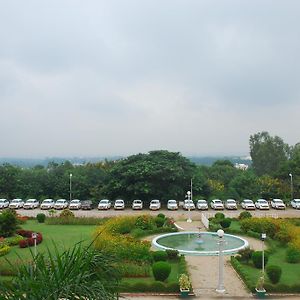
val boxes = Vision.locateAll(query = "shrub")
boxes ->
[220,218,232,229]
[118,262,150,277]
[166,249,179,260]
[154,217,165,228]
[18,232,43,248]
[157,213,166,219]
[5,235,24,246]
[36,213,46,223]
[152,261,171,281]
[0,209,18,237]
[209,222,222,232]
[286,247,300,263]
[0,245,11,256]
[16,229,33,238]
[59,209,75,218]
[238,211,252,220]
[152,251,168,262]
[179,274,191,290]
[135,215,155,230]
[266,265,282,284]
[237,247,254,263]
[252,251,269,269]
[215,213,225,220]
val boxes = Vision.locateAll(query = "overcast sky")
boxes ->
[1,0,300,158]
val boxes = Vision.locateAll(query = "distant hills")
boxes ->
[0,155,251,168]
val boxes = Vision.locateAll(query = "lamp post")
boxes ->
[289,173,293,200]
[186,191,192,223]
[261,233,266,277]
[216,229,225,293]
[69,173,73,202]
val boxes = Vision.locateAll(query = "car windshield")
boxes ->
[151,200,159,204]
[198,200,206,203]
[11,199,21,203]
[56,200,65,204]
[26,200,36,203]
[244,200,253,203]
[185,200,194,203]
[168,200,176,204]
[294,199,300,203]
[214,200,222,204]
[227,200,236,203]
[100,200,109,204]
[71,200,80,204]
[273,199,283,203]
[115,200,123,204]
[257,200,267,203]
[133,200,142,204]
[0,199,7,203]
[43,200,53,203]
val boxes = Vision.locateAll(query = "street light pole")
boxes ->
[187,191,192,223]
[261,233,266,278]
[289,173,293,200]
[69,173,73,202]
[216,229,225,293]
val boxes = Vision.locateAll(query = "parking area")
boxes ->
[13,207,300,219]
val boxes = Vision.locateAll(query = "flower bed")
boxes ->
[16,230,43,248]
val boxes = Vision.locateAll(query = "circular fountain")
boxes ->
[152,231,248,256]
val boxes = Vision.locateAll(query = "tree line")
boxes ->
[0,132,299,204]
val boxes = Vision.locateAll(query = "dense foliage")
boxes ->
[152,261,172,281]
[0,209,18,237]
[266,265,282,284]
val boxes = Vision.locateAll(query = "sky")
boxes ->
[0,0,300,158]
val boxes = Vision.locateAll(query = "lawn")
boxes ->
[1,220,96,272]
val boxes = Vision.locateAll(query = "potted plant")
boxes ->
[179,274,191,298]
[255,275,266,299]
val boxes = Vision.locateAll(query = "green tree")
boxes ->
[0,209,18,237]
[249,131,290,176]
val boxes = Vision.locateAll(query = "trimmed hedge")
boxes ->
[252,251,269,269]
[266,265,282,284]
[36,213,46,223]
[119,281,179,293]
[152,251,168,262]
[286,247,300,263]
[152,261,171,281]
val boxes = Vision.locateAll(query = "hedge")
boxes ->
[119,281,179,293]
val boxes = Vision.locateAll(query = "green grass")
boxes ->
[1,220,96,271]
[229,220,241,231]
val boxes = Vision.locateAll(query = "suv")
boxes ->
[183,199,195,210]
[54,199,69,210]
[255,199,270,210]
[9,199,24,209]
[41,199,55,210]
[24,199,39,209]
[114,199,125,210]
[167,200,178,210]
[225,199,237,210]
[241,199,256,210]
[271,199,286,210]
[132,199,143,210]
[210,199,224,210]
[149,199,161,210]
[98,199,111,210]
[69,199,82,210]
[196,199,208,210]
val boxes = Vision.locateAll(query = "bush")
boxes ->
[36,213,46,223]
[209,222,222,232]
[266,265,282,284]
[118,262,150,277]
[0,209,18,237]
[157,213,166,219]
[18,232,43,248]
[5,235,24,246]
[166,249,179,260]
[286,247,300,263]
[237,247,254,263]
[220,218,232,229]
[0,245,11,256]
[152,251,168,262]
[59,209,75,218]
[252,251,269,269]
[215,213,225,220]
[238,211,252,220]
[152,261,171,281]
[154,217,165,228]
[135,215,154,230]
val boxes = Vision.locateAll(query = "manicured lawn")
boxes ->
[1,220,96,269]
[229,220,241,231]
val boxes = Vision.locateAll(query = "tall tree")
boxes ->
[249,131,290,176]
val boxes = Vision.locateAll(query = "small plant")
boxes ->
[157,213,166,219]
[256,275,265,291]
[179,274,191,291]
[252,251,269,269]
[59,209,75,218]
[166,249,179,260]
[214,212,225,220]
[48,209,57,217]
[237,247,254,263]
[220,218,232,229]
[154,217,165,228]
[152,250,168,262]
[238,211,252,220]
[36,213,46,223]
[266,265,282,284]
[152,261,171,281]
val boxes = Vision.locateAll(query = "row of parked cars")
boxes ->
[1,198,300,211]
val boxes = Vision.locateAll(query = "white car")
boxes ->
[241,199,256,210]
[40,199,55,210]
[271,199,286,210]
[23,199,39,209]
[255,199,270,210]
[167,200,178,210]
[225,199,237,210]
[210,199,224,210]
[54,199,69,210]
[196,199,208,210]
[291,199,300,209]
[183,200,195,210]
[69,199,82,210]
[9,199,24,209]
[0,199,9,209]
[98,199,111,210]
[114,199,125,210]
[132,199,143,210]
[149,199,161,210]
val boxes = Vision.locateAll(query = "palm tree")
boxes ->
[0,244,120,300]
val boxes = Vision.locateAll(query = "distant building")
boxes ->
[235,163,249,170]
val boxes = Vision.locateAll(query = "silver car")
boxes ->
[132,199,143,210]
[24,199,40,209]
[196,199,208,210]
[225,199,237,210]
[9,199,24,209]
[271,199,286,210]
[167,200,178,210]
[54,199,69,210]
[69,199,82,210]
[0,199,9,209]
[114,199,125,210]
[255,199,270,210]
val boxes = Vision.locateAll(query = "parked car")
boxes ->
[40,199,55,210]
[54,199,69,210]
[149,199,161,210]
[196,199,208,210]
[225,199,237,210]
[69,199,82,210]
[0,199,9,209]
[271,199,286,210]
[132,199,143,210]
[210,199,224,210]
[114,199,125,210]
[241,199,256,210]
[255,199,270,210]
[167,199,178,210]
[23,199,39,209]
[98,199,111,210]
[291,199,300,209]
[9,199,24,209]
[183,199,195,210]
[81,200,93,210]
